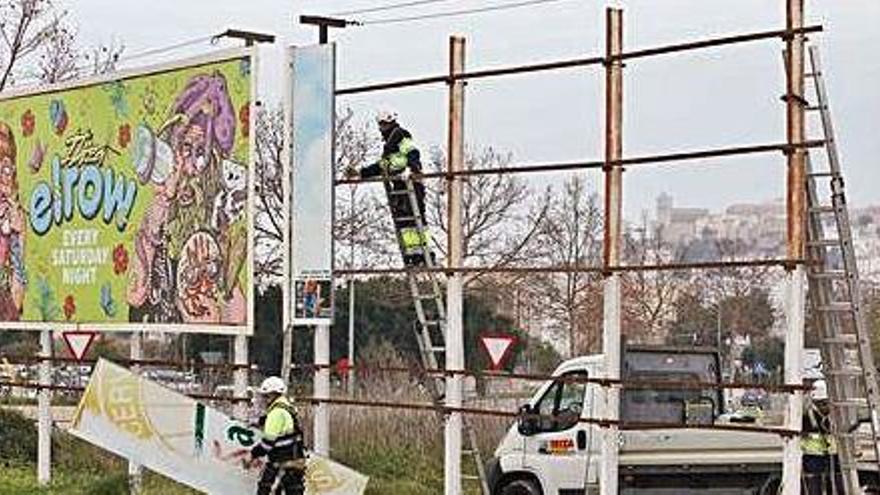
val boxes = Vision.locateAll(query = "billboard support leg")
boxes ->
[233,335,249,419]
[314,324,330,455]
[37,329,52,486]
[129,332,144,494]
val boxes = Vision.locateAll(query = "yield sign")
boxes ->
[62,331,97,361]
[479,333,518,371]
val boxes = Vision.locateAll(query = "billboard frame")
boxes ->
[0,46,257,336]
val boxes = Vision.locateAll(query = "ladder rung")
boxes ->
[388,189,413,196]
[826,367,863,377]
[805,72,820,78]
[808,205,836,214]
[807,239,840,248]
[806,105,825,111]
[818,303,853,313]
[429,346,446,353]
[462,475,481,481]
[832,399,868,408]
[823,335,858,345]
[416,293,440,300]
[422,320,442,326]
[809,270,847,279]
[394,216,419,222]
[808,172,835,178]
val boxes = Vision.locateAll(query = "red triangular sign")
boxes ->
[479,334,517,371]
[62,331,97,361]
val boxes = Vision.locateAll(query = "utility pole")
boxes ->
[600,8,623,495]
[782,0,806,493]
[445,34,466,495]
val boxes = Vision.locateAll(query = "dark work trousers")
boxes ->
[803,454,844,495]
[257,462,304,495]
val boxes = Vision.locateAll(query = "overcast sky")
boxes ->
[65,0,880,220]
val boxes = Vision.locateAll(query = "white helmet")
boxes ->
[811,379,828,401]
[376,110,398,125]
[259,376,287,395]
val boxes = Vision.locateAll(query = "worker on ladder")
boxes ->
[250,376,307,495]
[346,110,431,266]
[802,379,842,495]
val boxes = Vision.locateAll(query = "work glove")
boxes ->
[343,166,360,179]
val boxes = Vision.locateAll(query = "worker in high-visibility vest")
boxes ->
[250,376,306,495]
[346,111,430,266]
[802,379,842,495]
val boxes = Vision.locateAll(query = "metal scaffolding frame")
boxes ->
[321,1,817,493]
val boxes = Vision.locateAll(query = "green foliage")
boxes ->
[0,409,37,464]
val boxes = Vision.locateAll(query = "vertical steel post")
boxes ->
[782,0,806,493]
[37,329,52,486]
[314,324,330,455]
[445,35,466,495]
[348,277,356,394]
[601,8,623,495]
[129,332,144,494]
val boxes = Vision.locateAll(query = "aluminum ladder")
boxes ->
[384,174,490,494]
[803,44,880,494]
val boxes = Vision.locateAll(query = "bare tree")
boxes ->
[622,218,688,344]
[0,1,124,88]
[253,106,285,286]
[0,0,67,89]
[425,146,548,284]
[527,176,604,357]
[253,107,393,287]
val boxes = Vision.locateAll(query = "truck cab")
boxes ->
[486,347,787,495]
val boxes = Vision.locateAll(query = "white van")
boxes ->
[485,347,879,495]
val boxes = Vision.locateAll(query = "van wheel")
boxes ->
[499,479,540,495]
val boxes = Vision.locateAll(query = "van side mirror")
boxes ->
[517,404,538,436]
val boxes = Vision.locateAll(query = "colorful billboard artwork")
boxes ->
[0,49,253,332]
[70,359,370,494]
[290,44,335,326]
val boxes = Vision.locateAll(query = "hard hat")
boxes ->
[811,379,828,401]
[376,110,398,124]
[259,376,287,395]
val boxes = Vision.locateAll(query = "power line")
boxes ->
[330,0,460,17]
[356,0,577,26]
[122,34,218,63]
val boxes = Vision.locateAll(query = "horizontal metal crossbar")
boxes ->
[335,141,825,186]
[336,26,822,95]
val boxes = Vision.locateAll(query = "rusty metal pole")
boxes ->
[600,7,623,495]
[782,0,806,494]
[445,35,466,495]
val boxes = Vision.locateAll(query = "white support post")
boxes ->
[782,267,805,494]
[37,329,52,486]
[600,8,623,495]
[281,45,294,386]
[313,324,330,456]
[445,34,466,495]
[129,332,143,494]
[782,0,805,492]
[233,334,249,419]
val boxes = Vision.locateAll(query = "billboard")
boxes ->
[290,44,335,325]
[0,48,254,334]
[70,359,369,494]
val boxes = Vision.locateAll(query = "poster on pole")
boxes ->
[290,44,335,326]
[0,48,255,334]
[70,359,369,494]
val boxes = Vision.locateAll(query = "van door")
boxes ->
[522,370,592,494]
